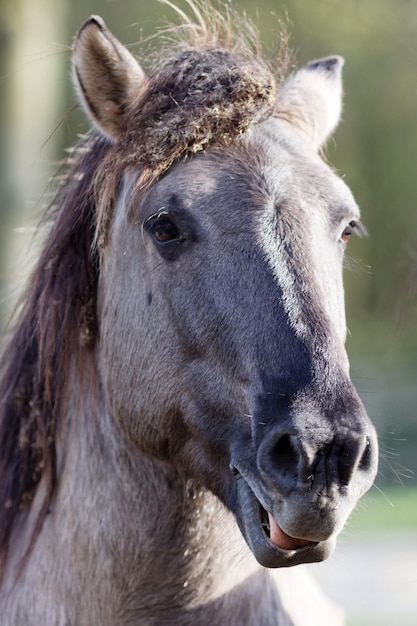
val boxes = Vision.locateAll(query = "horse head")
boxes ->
[69,15,378,570]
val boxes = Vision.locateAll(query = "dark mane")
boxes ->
[0,3,290,576]
[0,134,110,573]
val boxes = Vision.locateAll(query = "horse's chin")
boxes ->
[235,474,336,568]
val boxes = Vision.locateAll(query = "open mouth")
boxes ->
[260,505,314,551]
[235,471,334,568]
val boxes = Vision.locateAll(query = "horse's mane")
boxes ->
[0,135,109,574]
[0,1,290,577]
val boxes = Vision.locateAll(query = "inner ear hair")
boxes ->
[72,16,147,141]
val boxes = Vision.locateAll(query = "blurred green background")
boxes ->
[1,1,416,624]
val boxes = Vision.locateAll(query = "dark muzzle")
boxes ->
[232,398,378,568]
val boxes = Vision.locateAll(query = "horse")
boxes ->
[0,3,378,624]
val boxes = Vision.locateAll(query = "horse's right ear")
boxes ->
[73,16,147,141]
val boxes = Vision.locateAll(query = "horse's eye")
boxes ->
[340,219,367,244]
[144,212,182,244]
[341,220,356,244]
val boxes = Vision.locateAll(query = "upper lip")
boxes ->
[260,506,315,551]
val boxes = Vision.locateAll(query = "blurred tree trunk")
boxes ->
[0,0,15,332]
[0,0,67,335]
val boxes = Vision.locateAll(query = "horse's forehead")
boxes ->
[133,116,358,243]
[165,120,357,226]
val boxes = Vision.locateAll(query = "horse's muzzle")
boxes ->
[231,417,378,568]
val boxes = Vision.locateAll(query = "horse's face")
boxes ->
[76,19,378,568]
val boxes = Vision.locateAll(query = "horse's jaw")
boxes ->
[234,474,336,569]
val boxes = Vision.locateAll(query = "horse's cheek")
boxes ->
[98,284,188,455]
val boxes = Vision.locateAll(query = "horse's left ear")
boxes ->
[276,56,344,150]
[72,16,148,141]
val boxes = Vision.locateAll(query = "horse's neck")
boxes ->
[2,386,270,625]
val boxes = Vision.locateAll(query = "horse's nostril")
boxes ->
[270,434,299,481]
[359,436,373,473]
